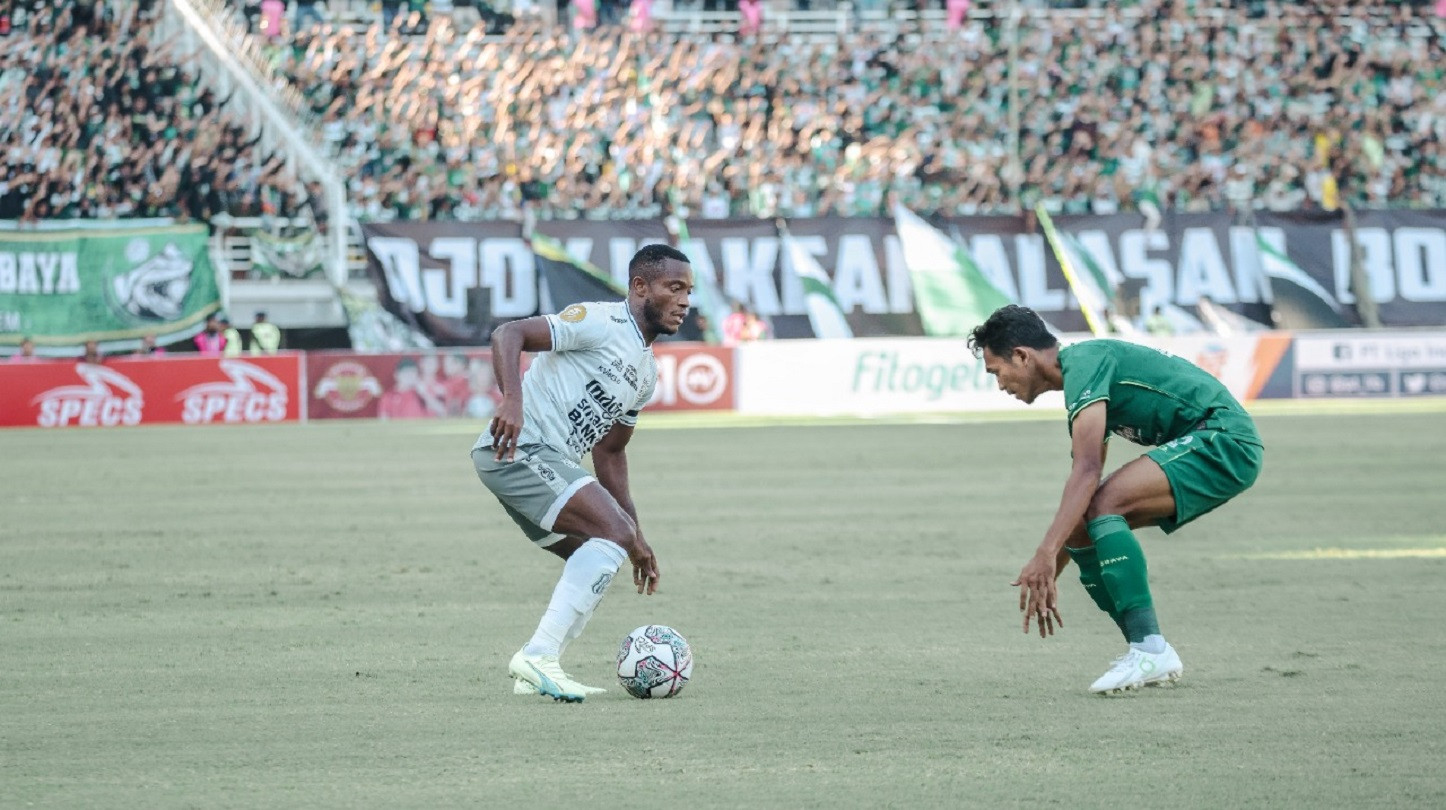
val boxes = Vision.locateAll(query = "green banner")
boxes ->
[251,228,325,279]
[0,224,220,350]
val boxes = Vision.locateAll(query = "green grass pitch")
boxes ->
[3,410,1445,808]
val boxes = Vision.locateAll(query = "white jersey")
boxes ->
[475,301,657,461]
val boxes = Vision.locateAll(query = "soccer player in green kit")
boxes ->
[968,306,1264,694]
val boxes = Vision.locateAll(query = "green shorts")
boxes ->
[1147,430,1264,535]
[471,444,595,546]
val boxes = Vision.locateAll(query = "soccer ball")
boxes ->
[616,625,693,699]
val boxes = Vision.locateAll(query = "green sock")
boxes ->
[1065,545,1128,639]
[1088,515,1160,644]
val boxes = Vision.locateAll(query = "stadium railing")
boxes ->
[164,0,352,289]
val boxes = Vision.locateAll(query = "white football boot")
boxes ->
[513,673,606,696]
[1089,643,1184,694]
[508,650,592,702]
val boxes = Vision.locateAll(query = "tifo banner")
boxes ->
[1277,331,1446,398]
[0,355,301,428]
[0,224,220,353]
[307,343,734,420]
[733,334,1293,417]
[362,221,537,345]
[362,212,1446,344]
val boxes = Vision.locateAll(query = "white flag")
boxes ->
[781,229,853,339]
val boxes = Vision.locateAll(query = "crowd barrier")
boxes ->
[3,332,1444,429]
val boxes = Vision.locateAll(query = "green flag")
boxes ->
[530,232,627,315]
[0,224,219,352]
[669,215,728,344]
[1036,205,1113,336]
[780,225,852,339]
[251,228,324,279]
[1255,231,1350,329]
[892,204,1013,337]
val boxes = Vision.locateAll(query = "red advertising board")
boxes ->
[307,350,500,420]
[0,355,303,428]
[648,344,735,411]
[306,344,735,421]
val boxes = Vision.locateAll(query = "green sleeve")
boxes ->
[1062,343,1116,430]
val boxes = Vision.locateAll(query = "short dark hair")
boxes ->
[967,305,1057,358]
[628,244,690,284]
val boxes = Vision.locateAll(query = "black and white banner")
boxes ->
[362,210,1446,344]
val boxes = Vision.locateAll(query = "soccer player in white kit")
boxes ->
[471,244,694,702]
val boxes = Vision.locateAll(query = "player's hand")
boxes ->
[490,396,523,461]
[630,534,660,596]
[1012,551,1063,638]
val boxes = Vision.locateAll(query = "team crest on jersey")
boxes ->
[560,304,587,323]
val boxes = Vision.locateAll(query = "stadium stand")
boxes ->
[231,0,1446,221]
[2,0,1443,225]
[0,1,310,222]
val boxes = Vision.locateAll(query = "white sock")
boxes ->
[523,538,626,658]
[558,611,592,659]
[1132,634,1167,655]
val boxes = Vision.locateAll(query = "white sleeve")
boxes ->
[545,303,609,353]
[619,372,656,427]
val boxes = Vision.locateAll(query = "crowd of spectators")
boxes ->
[3,0,1445,225]
[0,0,307,223]
[245,0,1446,222]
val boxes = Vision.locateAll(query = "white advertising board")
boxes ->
[1291,332,1446,397]
[734,334,1284,416]
[735,338,1061,416]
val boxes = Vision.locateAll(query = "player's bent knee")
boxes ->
[596,515,637,551]
[553,484,635,543]
[1084,495,1122,523]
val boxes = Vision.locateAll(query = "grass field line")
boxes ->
[1229,546,1446,560]
[4,406,1444,806]
[384,396,1446,435]
[1220,535,1446,560]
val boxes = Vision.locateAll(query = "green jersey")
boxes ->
[1059,340,1261,447]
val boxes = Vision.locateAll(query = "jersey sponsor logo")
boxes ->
[1113,426,1143,444]
[521,454,568,494]
[610,315,628,324]
[1158,435,1196,451]
[596,358,637,389]
[596,362,623,385]
[560,304,587,323]
[564,379,628,455]
[32,363,144,427]
[591,572,614,595]
[175,360,289,424]
[585,379,624,415]
[1099,555,1130,566]
[313,360,383,413]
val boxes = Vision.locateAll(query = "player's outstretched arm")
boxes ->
[1015,401,1109,637]
[593,422,659,595]
[489,317,554,461]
